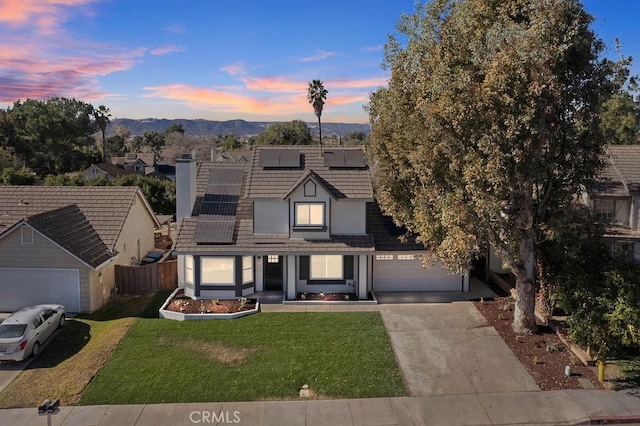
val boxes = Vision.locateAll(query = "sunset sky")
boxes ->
[0,0,638,123]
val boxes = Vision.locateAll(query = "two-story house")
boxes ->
[583,145,640,259]
[173,146,468,300]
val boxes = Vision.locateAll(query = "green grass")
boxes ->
[79,311,405,404]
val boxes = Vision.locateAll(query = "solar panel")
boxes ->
[194,219,235,244]
[324,150,366,168]
[279,150,300,167]
[209,168,244,185]
[259,150,279,167]
[200,202,237,216]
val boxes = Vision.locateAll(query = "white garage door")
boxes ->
[0,268,81,312]
[373,254,462,291]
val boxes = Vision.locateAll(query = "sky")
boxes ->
[0,1,638,124]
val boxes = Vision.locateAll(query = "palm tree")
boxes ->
[93,105,111,161]
[307,79,328,151]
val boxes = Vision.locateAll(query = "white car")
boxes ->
[0,305,66,362]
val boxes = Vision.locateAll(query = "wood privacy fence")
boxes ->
[115,260,178,295]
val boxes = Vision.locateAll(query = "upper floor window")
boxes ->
[295,203,324,227]
[594,198,615,222]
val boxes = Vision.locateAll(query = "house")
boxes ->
[81,162,138,182]
[0,186,159,312]
[214,150,252,163]
[583,145,640,259]
[111,152,155,173]
[172,146,468,300]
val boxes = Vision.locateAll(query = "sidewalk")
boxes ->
[2,389,639,426]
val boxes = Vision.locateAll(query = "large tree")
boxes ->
[307,79,328,148]
[255,120,313,145]
[369,0,620,333]
[93,105,111,160]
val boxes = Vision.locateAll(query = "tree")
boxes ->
[93,105,111,160]
[600,92,640,144]
[307,79,328,148]
[104,135,126,157]
[142,131,166,161]
[0,167,35,185]
[220,134,243,151]
[369,0,619,333]
[0,146,23,174]
[165,123,185,135]
[255,120,313,145]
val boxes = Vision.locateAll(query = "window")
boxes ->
[185,256,194,284]
[91,167,99,175]
[21,226,34,245]
[268,255,279,263]
[42,310,56,321]
[310,255,343,280]
[242,256,253,283]
[201,257,234,284]
[397,254,417,260]
[304,180,316,197]
[376,254,394,260]
[31,316,43,330]
[594,198,615,221]
[295,203,324,226]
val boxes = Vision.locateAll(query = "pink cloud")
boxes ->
[220,62,247,76]
[0,0,93,32]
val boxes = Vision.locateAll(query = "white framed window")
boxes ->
[397,254,417,260]
[21,226,34,245]
[310,255,343,280]
[295,203,324,226]
[201,257,234,285]
[376,254,394,260]
[242,256,253,283]
[185,256,194,284]
[594,198,615,221]
[268,255,279,263]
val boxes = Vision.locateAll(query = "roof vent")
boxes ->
[18,199,29,206]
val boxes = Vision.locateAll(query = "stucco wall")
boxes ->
[0,225,92,312]
[113,193,156,266]
[331,200,366,235]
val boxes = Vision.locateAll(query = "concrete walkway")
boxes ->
[2,390,640,425]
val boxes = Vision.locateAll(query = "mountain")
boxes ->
[109,118,370,137]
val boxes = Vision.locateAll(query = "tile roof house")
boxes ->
[111,152,155,172]
[173,146,467,300]
[81,162,138,182]
[0,186,159,312]
[583,145,640,259]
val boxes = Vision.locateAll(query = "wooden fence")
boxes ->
[115,260,178,295]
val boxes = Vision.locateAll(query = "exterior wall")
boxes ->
[176,156,197,224]
[113,193,156,266]
[253,199,289,234]
[0,225,92,312]
[82,167,112,182]
[288,180,331,240]
[331,200,367,235]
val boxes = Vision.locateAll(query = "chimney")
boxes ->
[176,153,196,227]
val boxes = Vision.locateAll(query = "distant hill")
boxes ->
[109,118,370,137]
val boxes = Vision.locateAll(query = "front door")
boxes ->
[264,255,283,291]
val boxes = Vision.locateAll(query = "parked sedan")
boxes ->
[0,305,66,362]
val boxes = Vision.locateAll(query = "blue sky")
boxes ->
[0,1,638,123]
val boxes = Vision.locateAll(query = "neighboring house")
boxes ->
[81,163,138,182]
[111,152,155,173]
[215,150,252,163]
[0,186,159,312]
[173,146,468,300]
[583,145,640,259]
[145,163,176,181]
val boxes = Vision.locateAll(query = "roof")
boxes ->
[366,202,426,251]
[0,186,156,251]
[246,146,373,199]
[88,163,138,179]
[111,152,155,167]
[594,145,640,197]
[216,151,252,163]
[25,205,113,268]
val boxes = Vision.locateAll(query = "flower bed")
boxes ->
[159,288,259,320]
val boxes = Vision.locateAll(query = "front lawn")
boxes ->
[0,292,168,408]
[79,311,405,404]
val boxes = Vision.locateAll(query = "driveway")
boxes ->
[379,301,539,396]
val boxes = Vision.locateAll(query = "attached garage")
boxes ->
[373,254,464,292]
[0,268,81,313]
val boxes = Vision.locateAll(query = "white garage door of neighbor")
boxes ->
[0,268,81,312]
[373,255,462,292]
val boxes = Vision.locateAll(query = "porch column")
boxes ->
[255,256,264,291]
[287,255,296,300]
[358,255,368,299]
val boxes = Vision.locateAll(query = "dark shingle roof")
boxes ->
[366,202,426,251]
[0,186,148,250]
[246,146,373,199]
[25,205,112,268]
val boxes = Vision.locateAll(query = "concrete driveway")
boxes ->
[379,301,539,396]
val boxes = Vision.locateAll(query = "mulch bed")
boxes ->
[297,292,358,301]
[165,291,256,314]
[474,297,602,390]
